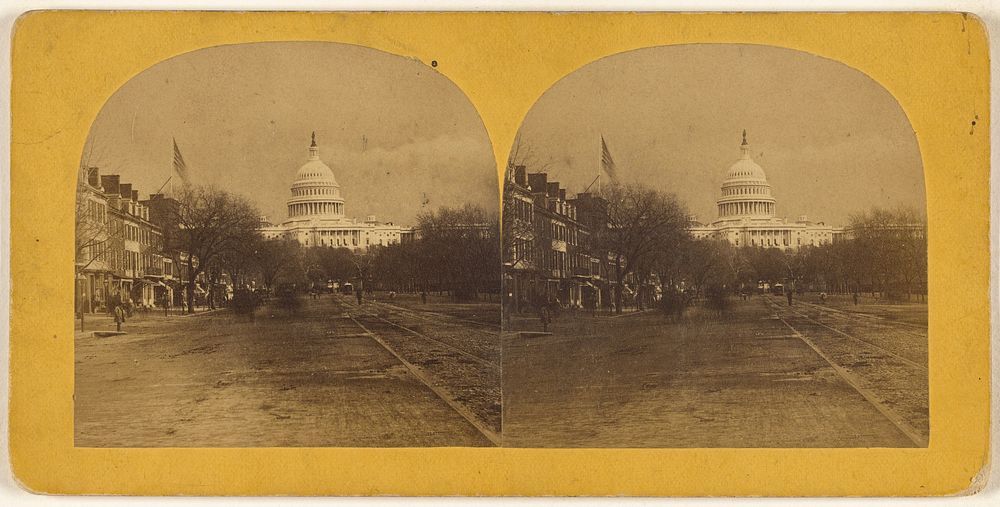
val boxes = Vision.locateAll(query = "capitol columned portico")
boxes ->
[259,133,414,250]
[689,131,843,249]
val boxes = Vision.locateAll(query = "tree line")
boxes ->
[503,179,927,315]
[582,183,928,311]
[662,206,928,303]
[159,183,924,315]
[156,185,501,311]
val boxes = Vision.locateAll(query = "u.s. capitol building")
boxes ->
[688,132,843,249]
[259,133,414,250]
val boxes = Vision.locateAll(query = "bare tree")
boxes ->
[501,180,537,271]
[75,174,115,275]
[75,137,127,276]
[418,204,500,300]
[163,185,261,313]
[253,238,301,291]
[847,206,926,300]
[312,246,358,286]
[592,182,689,313]
[502,135,552,273]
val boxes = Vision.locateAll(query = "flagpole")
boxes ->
[154,175,172,196]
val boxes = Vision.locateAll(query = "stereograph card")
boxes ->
[7,10,991,496]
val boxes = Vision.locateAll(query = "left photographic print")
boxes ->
[73,42,502,447]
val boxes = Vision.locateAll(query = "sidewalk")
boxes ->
[73,306,226,338]
[505,305,650,333]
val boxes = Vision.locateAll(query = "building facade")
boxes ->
[75,168,173,313]
[689,132,844,249]
[259,133,414,249]
[504,165,609,312]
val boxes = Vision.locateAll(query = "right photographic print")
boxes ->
[500,44,928,448]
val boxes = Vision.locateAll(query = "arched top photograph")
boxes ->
[73,41,502,449]
[501,43,928,449]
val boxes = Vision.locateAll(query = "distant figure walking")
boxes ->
[538,303,551,333]
[853,292,860,306]
[584,292,596,317]
[113,304,126,332]
[421,290,427,304]
[355,286,363,305]
[786,289,793,307]
[108,290,122,317]
[820,292,827,304]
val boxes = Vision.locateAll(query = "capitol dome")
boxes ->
[715,131,776,221]
[285,132,345,223]
[295,158,339,185]
[725,154,768,182]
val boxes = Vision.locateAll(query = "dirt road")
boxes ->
[75,295,498,447]
[502,297,926,448]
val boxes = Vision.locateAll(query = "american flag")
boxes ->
[600,135,618,181]
[172,137,189,184]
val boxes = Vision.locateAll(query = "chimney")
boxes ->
[547,182,560,198]
[100,175,120,195]
[559,188,566,200]
[527,173,547,193]
[119,183,132,199]
[86,167,100,187]
[131,190,139,201]
[514,165,527,186]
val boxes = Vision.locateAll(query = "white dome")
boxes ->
[295,158,338,186]
[715,131,776,222]
[284,132,346,224]
[725,157,767,182]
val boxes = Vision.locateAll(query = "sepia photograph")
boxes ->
[9,7,991,497]
[73,42,502,447]
[501,44,928,448]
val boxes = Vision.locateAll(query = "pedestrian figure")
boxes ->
[108,290,122,317]
[853,292,859,306]
[820,292,827,304]
[113,304,126,332]
[584,292,596,317]
[421,290,427,304]
[355,286,363,305]
[786,289,793,307]
[538,303,551,333]
[549,297,561,320]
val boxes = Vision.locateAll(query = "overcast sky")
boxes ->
[83,42,497,225]
[514,44,925,225]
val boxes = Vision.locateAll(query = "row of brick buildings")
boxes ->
[503,165,625,313]
[75,167,204,314]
